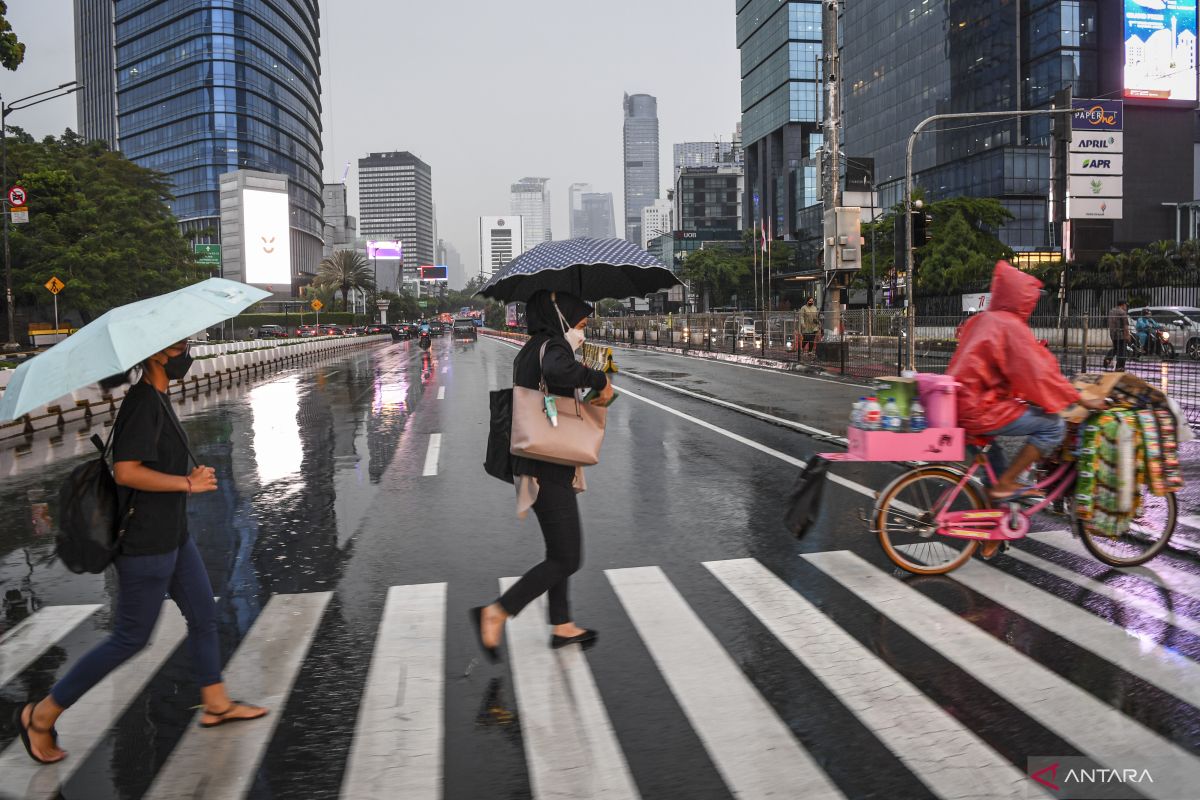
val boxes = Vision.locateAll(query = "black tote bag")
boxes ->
[485,388,515,483]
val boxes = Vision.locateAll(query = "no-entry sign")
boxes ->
[8,186,26,207]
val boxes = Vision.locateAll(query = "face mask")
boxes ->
[565,328,585,352]
[164,349,194,380]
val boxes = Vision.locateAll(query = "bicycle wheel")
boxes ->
[1075,488,1177,567]
[876,466,987,575]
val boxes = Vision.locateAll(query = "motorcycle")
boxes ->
[1130,326,1175,360]
[418,333,432,350]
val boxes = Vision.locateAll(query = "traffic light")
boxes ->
[893,215,909,268]
[911,211,933,248]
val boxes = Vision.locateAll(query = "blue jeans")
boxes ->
[982,406,1067,477]
[51,536,221,708]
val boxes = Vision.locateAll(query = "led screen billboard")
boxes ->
[242,189,292,285]
[366,240,403,260]
[1124,0,1198,103]
[420,265,448,281]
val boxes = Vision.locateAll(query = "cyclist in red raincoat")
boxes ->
[948,261,1103,505]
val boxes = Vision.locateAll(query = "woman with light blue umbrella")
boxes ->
[8,280,272,764]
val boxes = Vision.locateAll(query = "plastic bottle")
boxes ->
[909,399,927,432]
[882,397,902,431]
[863,397,882,431]
[849,399,863,429]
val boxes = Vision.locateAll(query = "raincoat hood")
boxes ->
[524,290,594,337]
[987,260,1042,320]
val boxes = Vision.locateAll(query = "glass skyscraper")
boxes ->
[511,177,552,250]
[622,93,660,246]
[76,0,325,274]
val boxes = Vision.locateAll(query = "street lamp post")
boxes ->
[2,81,82,351]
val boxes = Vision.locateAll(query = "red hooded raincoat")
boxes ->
[947,261,1079,434]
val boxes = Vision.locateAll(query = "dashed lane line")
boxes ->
[423,433,442,477]
[437,386,446,400]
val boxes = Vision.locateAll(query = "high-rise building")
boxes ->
[641,199,674,249]
[436,238,466,289]
[569,182,593,238]
[623,93,660,246]
[511,178,552,250]
[358,152,436,274]
[75,0,326,286]
[673,138,743,182]
[580,193,616,239]
[322,183,357,260]
[479,216,525,281]
[736,1,822,241]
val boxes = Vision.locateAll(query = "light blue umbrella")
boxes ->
[0,278,269,421]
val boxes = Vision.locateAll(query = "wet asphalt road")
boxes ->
[0,335,1199,799]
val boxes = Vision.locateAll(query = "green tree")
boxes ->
[678,245,750,310]
[0,2,25,71]
[7,129,202,322]
[315,249,375,311]
[914,211,995,295]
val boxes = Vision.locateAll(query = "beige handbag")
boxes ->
[510,342,607,466]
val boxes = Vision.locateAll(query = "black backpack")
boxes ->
[56,428,136,573]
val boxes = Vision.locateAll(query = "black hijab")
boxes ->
[525,290,593,337]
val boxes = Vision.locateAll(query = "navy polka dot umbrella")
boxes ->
[476,237,682,303]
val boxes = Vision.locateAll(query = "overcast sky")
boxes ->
[4,0,740,272]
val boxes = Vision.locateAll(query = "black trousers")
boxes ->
[1105,332,1127,370]
[499,479,582,625]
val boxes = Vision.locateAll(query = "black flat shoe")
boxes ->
[551,629,597,649]
[469,606,501,663]
[14,702,63,765]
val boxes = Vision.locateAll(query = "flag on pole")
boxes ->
[761,219,768,253]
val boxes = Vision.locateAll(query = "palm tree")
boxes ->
[316,249,375,311]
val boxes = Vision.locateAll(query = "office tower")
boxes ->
[580,193,616,239]
[479,216,525,281]
[436,238,466,288]
[672,164,745,263]
[322,183,357,260]
[75,0,326,284]
[623,93,660,246]
[358,152,436,273]
[673,139,742,182]
[511,177,552,250]
[640,198,674,249]
[569,182,593,238]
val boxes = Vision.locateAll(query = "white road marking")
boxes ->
[422,434,442,476]
[896,544,1200,707]
[0,604,101,687]
[499,577,640,800]
[607,566,845,800]
[143,592,332,800]
[441,366,448,374]
[0,605,187,800]
[599,340,875,388]
[803,551,1200,800]
[705,558,1033,799]
[437,386,446,400]
[1025,530,1200,605]
[340,584,446,800]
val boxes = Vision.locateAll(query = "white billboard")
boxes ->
[242,189,292,285]
[1070,131,1124,153]
[1068,198,1124,219]
[1067,153,1124,174]
[1068,174,1124,199]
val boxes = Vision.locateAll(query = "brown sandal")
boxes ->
[198,701,268,729]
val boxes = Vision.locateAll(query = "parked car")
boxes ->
[259,324,288,338]
[1130,306,1200,360]
[452,318,478,341]
[295,325,318,338]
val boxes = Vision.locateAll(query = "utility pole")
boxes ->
[821,0,844,339]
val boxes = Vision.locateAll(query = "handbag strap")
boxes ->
[155,391,200,469]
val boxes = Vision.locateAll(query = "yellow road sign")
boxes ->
[310,299,324,311]
[44,276,65,295]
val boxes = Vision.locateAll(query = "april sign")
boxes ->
[1125,0,1198,103]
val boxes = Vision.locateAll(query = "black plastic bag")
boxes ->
[783,456,829,539]
[485,388,515,483]
[56,432,132,573]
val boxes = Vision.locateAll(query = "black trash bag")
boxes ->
[783,455,829,539]
[56,432,133,574]
[484,388,515,483]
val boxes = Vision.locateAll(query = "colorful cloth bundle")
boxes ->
[1075,406,1182,538]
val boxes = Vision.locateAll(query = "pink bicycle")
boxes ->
[872,435,1177,575]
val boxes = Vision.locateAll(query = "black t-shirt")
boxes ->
[112,382,192,555]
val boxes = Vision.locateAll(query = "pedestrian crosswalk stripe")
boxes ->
[606,565,845,800]
[143,592,332,800]
[0,604,101,687]
[340,584,446,800]
[423,433,442,476]
[1025,531,1200,605]
[1000,543,1200,637]
[704,558,1034,800]
[803,551,1200,800]
[0,604,188,800]
[437,386,446,400]
[897,544,1200,708]
[499,577,640,800]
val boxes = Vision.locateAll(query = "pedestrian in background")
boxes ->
[471,290,613,659]
[800,297,821,354]
[14,340,266,765]
[1104,299,1129,371]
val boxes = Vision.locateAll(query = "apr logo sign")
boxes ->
[1068,153,1123,174]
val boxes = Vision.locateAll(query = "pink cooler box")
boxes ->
[915,373,960,428]
[847,426,965,461]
